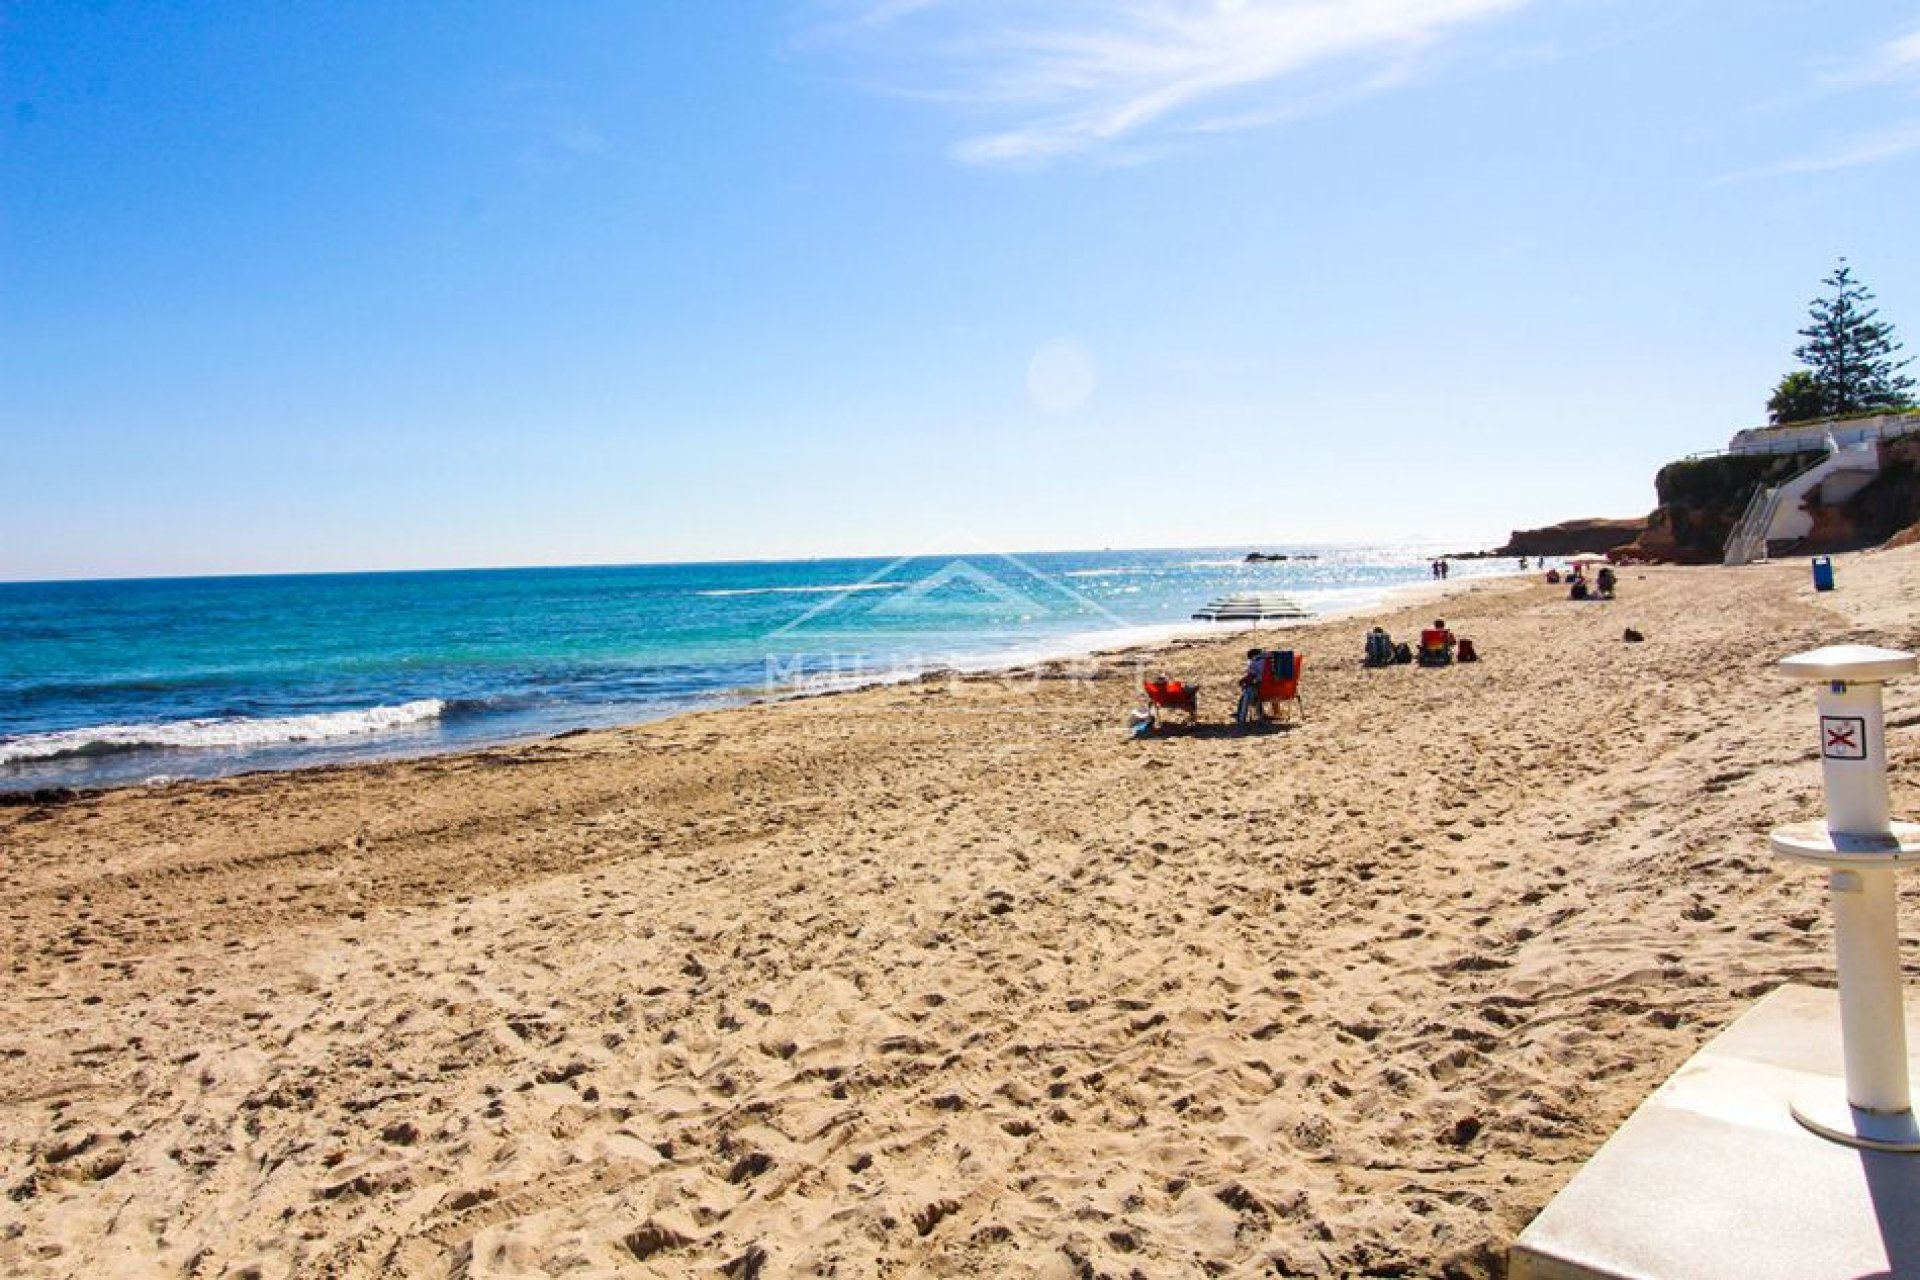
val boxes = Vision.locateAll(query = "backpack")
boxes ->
[1392,642,1413,665]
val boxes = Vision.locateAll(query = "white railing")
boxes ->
[1728,410,1920,458]
[1723,485,1779,566]
[1722,452,1851,566]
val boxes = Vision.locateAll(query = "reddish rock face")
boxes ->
[1498,517,1648,559]
[1614,512,1683,564]
[1887,523,1920,550]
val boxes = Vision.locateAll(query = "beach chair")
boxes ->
[1254,651,1305,722]
[1418,627,1455,667]
[1141,677,1199,730]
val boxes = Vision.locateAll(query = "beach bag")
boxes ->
[1392,642,1413,665]
[1457,638,1479,663]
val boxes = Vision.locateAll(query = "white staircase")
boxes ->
[1723,441,1883,566]
[1723,485,1780,566]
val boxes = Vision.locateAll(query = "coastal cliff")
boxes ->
[1615,437,1920,564]
[1616,450,1822,564]
[1500,436,1920,565]
[1495,518,1646,558]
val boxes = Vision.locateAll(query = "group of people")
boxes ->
[1148,618,1474,737]
[1568,565,1616,600]
[1363,620,1477,668]
[1542,562,1617,600]
[1429,559,1451,579]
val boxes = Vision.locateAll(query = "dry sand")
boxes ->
[5,548,1920,1278]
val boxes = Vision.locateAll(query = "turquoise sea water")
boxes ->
[0,545,1516,791]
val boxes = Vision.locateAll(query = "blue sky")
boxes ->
[3,1,1918,579]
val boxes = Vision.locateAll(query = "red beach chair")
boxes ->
[1254,651,1305,723]
[1142,677,1199,729]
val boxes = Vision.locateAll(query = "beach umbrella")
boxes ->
[1567,552,1612,566]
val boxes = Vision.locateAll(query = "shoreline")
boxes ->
[0,567,1521,799]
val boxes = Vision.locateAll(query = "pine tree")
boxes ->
[1791,258,1915,417]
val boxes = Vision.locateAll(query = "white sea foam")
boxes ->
[695,582,904,598]
[0,699,447,766]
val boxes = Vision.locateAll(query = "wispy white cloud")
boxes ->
[1723,24,1920,184]
[1713,118,1920,186]
[805,0,1532,165]
[1825,24,1920,89]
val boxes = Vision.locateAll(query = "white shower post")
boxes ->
[1771,644,1920,1151]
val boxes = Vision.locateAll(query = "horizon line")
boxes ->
[0,533,1525,588]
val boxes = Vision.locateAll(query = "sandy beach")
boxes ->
[5,548,1920,1279]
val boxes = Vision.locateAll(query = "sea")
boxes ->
[0,544,1521,792]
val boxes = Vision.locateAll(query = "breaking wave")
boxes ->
[0,699,448,766]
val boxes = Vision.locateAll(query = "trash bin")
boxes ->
[1812,556,1835,592]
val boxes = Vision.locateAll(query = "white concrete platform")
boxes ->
[1510,984,1920,1280]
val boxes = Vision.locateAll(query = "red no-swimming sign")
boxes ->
[1822,715,1868,760]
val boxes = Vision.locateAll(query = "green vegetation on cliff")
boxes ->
[1637,450,1822,563]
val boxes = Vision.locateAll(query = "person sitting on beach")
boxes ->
[1418,620,1455,667]
[1569,573,1590,601]
[1595,566,1616,599]
[1363,626,1395,667]
[1235,648,1267,724]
